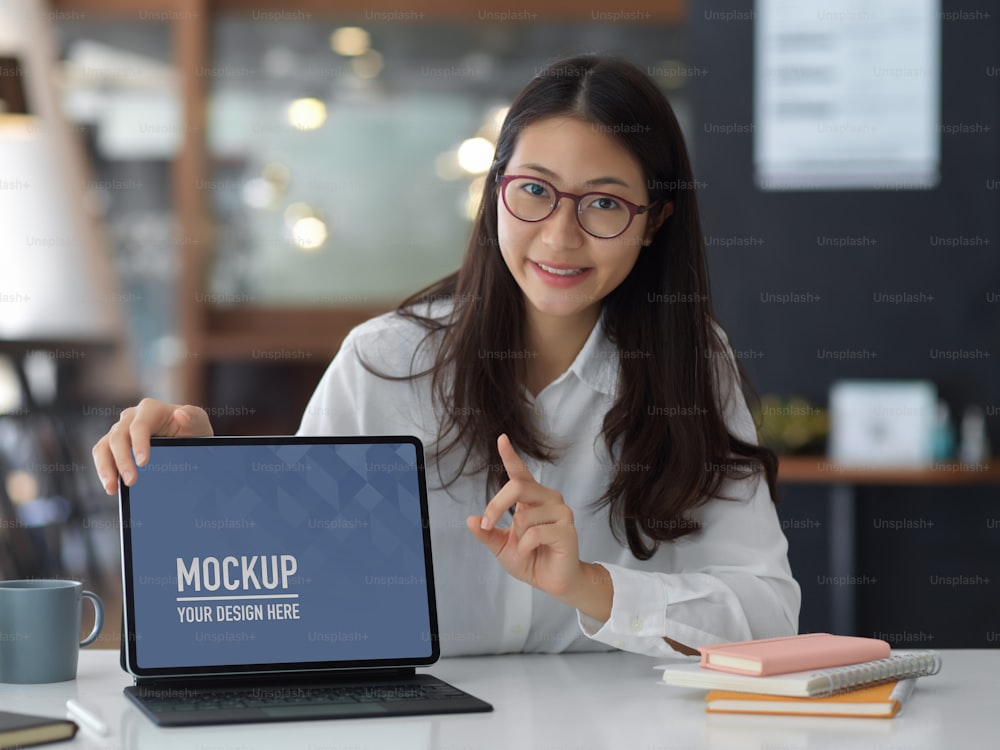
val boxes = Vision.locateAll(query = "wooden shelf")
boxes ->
[196,306,391,362]
[778,455,1000,485]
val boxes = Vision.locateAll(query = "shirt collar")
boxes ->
[567,309,618,397]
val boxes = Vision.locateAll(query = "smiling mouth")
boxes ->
[533,261,588,277]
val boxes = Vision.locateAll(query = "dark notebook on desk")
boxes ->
[118,436,492,727]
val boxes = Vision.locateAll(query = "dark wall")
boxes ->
[688,1,1000,645]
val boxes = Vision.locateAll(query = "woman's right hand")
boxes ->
[91,398,214,495]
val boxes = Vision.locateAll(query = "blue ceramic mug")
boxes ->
[0,579,104,683]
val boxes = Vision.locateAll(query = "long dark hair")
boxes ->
[367,55,777,560]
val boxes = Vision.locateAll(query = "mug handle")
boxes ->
[80,591,105,648]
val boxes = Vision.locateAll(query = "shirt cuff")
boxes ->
[576,562,679,657]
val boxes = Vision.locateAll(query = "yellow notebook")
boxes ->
[705,679,916,718]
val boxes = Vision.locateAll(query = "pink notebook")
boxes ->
[698,633,891,676]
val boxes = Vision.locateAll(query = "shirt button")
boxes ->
[614,641,626,649]
[631,617,642,632]
[511,625,523,635]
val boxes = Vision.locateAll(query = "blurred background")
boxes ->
[0,0,997,650]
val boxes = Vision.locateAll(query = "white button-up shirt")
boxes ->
[297,307,800,657]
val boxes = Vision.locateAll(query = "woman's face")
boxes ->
[496,116,658,329]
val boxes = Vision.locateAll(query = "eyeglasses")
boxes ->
[497,174,652,239]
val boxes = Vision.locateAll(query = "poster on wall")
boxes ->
[754,0,940,190]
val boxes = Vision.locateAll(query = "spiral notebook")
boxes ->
[658,651,941,698]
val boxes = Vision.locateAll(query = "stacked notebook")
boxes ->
[658,633,942,718]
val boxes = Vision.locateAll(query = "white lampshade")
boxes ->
[0,0,122,349]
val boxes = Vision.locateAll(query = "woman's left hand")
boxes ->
[466,433,586,599]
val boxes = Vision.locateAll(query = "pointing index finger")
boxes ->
[498,433,533,482]
[478,434,534,530]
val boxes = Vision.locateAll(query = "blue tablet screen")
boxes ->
[122,439,436,670]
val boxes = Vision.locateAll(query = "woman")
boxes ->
[93,55,800,658]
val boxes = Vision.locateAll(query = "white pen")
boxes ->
[66,699,110,737]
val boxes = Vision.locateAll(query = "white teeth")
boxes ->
[537,262,585,276]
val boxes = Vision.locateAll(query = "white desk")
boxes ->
[0,649,995,750]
